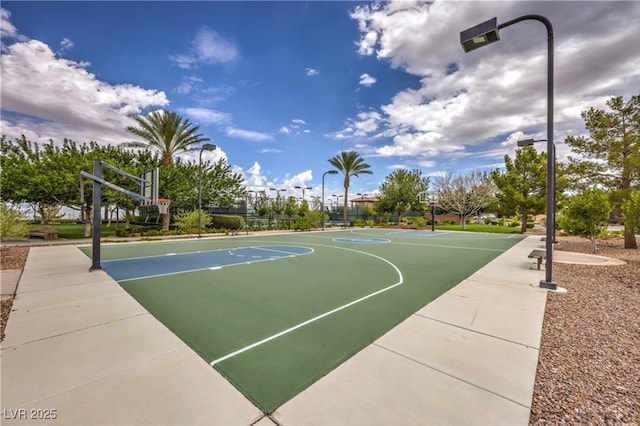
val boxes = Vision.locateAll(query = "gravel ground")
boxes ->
[1,237,638,422]
[530,235,640,425]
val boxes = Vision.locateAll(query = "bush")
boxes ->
[293,218,311,231]
[526,222,535,229]
[0,203,29,240]
[174,210,210,234]
[509,219,520,228]
[210,214,245,230]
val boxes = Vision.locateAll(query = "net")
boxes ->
[156,199,171,214]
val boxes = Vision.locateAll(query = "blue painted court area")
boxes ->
[102,245,313,282]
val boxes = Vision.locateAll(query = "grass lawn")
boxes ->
[28,223,119,239]
[435,223,524,234]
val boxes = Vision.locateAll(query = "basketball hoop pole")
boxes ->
[80,160,150,272]
[91,160,102,271]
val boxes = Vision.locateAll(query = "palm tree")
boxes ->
[328,151,372,226]
[123,110,210,230]
[124,110,210,167]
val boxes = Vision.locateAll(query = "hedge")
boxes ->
[210,214,245,230]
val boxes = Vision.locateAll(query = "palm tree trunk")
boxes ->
[343,188,348,226]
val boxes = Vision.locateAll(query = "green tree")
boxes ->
[123,110,210,231]
[558,189,611,253]
[283,196,298,229]
[328,151,373,226]
[492,146,547,233]
[376,169,429,223]
[202,159,245,208]
[565,95,640,249]
[434,171,495,230]
[622,190,640,237]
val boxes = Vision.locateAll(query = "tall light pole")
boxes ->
[246,190,256,235]
[322,170,338,230]
[198,143,217,238]
[460,14,557,290]
[295,185,312,204]
[269,188,286,229]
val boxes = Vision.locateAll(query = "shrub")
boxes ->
[526,222,535,229]
[293,218,311,231]
[174,210,210,234]
[0,203,29,240]
[211,214,245,230]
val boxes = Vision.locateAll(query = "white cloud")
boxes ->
[283,170,314,191]
[0,8,25,41]
[226,127,273,141]
[243,161,268,188]
[56,37,74,56]
[359,73,377,87]
[292,118,306,125]
[170,28,239,69]
[345,1,640,166]
[305,67,319,76]
[179,107,231,125]
[0,30,169,146]
[259,148,283,154]
[279,126,290,134]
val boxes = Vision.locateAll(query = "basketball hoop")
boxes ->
[156,198,171,215]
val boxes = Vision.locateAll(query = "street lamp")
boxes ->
[269,188,286,229]
[461,14,557,290]
[295,185,312,203]
[322,170,338,230]
[198,143,217,238]
[246,190,256,235]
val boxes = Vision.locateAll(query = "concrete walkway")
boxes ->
[2,235,551,425]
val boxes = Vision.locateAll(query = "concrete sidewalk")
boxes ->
[2,235,549,425]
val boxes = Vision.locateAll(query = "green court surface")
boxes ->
[81,229,524,413]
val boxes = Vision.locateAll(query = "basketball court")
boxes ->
[80,229,524,412]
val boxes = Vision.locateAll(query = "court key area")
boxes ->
[80,229,524,413]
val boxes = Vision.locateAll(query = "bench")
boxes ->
[528,249,546,270]
[29,225,59,241]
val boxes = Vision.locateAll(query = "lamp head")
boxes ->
[460,17,500,53]
[202,143,217,151]
[517,138,535,147]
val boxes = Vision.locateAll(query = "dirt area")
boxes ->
[1,236,638,422]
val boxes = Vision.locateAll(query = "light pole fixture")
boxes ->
[295,185,312,203]
[461,14,557,290]
[322,170,338,230]
[198,143,217,238]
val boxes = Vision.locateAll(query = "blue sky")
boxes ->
[1,1,639,201]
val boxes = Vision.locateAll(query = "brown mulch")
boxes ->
[1,237,639,422]
[530,235,640,424]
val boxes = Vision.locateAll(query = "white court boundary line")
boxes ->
[210,243,403,366]
[115,246,314,282]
